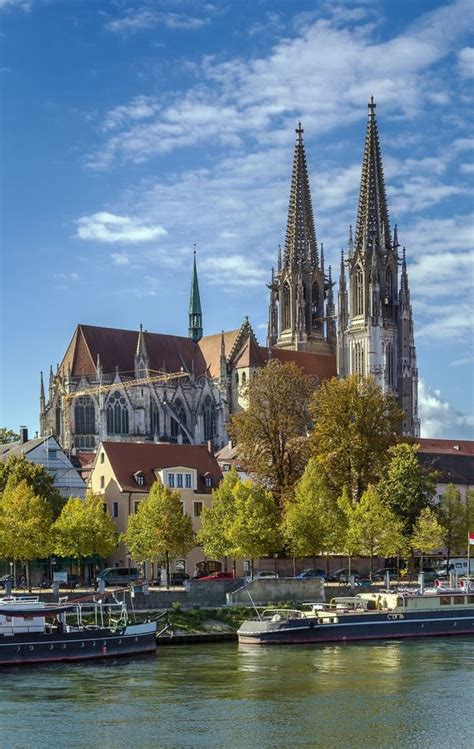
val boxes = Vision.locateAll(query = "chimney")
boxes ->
[19,426,29,444]
[207,440,214,455]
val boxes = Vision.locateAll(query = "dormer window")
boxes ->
[204,473,213,488]
[134,472,145,487]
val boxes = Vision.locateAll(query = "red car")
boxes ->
[196,571,234,581]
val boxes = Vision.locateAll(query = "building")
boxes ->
[0,427,86,498]
[337,99,419,436]
[417,438,474,500]
[88,441,223,578]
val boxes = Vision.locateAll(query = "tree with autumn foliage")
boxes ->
[309,375,402,502]
[411,507,444,572]
[197,467,240,566]
[123,481,195,586]
[0,454,65,519]
[228,360,314,504]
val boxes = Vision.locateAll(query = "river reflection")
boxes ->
[0,639,472,749]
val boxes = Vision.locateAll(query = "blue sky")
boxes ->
[1,0,473,439]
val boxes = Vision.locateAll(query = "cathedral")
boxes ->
[40,99,418,451]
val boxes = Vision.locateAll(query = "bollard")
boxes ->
[5,581,12,596]
[52,581,60,599]
[98,578,105,594]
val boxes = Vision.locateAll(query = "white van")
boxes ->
[96,567,139,586]
[437,558,474,578]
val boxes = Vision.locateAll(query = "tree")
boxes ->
[437,484,466,565]
[123,481,195,586]
[0,428,19,444]
[52,494,117,580]
[197,468,240,566]
[462,489,474,545]
[378,443,438,536]
[228,360,314,503]
[283,459,345,567]
[0,479,53,587]
[347,484,405,576]
[0,454,65,519]
[309,375,402,502]
[228,482,281,574]
[411,507,444,573]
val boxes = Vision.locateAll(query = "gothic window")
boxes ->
[386,343,395,388]
[282,283,291,330]
[353,342,365,376]
[241,372,247,386]
[106,391,129,435]
[152,406,160,437]
[74,435,95,450]
[171,398,189,443]
[55,405,61,436]
[311,283,320,328]
[75,396,95,434]
[235,372,239,386]
[385,268,393,301]
[356,267,364,316]
[203,395,216,441]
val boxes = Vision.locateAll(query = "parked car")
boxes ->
[96,567,140,587]
[249,571,279,580]
[372,567,399,581]
[196,571,234,581]
[296,569,326,579]
[327,568,359,583]
[170,572,190,586]
[0,574,14,589]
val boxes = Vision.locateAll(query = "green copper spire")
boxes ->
[188,246,203,342]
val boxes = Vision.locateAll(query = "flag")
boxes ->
[469,531,474,545]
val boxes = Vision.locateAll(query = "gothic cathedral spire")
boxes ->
[267,123,334,355]
[188,246,203,343]
[338,98,419,436]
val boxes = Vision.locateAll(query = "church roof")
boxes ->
[199,329,241,378]
[99,441,222,494]
[260,347,337,380]
[59,324,208,378]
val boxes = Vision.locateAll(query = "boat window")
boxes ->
[440,596,451,605]
[467,596,474,604]
[396,597,404,607]
[453,596,465,605]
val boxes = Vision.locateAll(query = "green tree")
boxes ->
[228,360,314,504]
[228,482,281,574]
[0,479,53,587]
[378,443,438,535]
[310,375,402,502]
[337,486,360,577]
[52,494,117,580]
[0,454,65,519]
[347,484,405,577]
[0,428,19,444]
[283,459,345,568]
[462,489,474,545]
[197,468,240,567]
[123,481,195,586]
[411,507,444,573]
[437,484,466,565]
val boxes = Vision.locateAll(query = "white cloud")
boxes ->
[200,254,267,289]
[75,212,167,244]
[0,0,31,10]
[106,9,209,34]
[457,47,474,78]
[88,0,474,169]
[110,253,131,266]
[419,379,474,439]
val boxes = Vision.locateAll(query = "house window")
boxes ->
[168,473,175,488]
[103,503,107,513]
[185,473,192,489]
[48,450,57,461]
[100,476,105,490]
[106,391,129,435]
[194,501,203,517]
[205,476,212,488]
[112,502,119,518]
[223,464,230,472]
[134,501,140,514]
[177,473,183,488]
[100,452,105,464]
[180,501,185,514]
[134,474,144,487]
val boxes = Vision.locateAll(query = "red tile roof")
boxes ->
[260,347,337,380]
[100,441,223,493]
[417,438,474,455]
[199,329,240,378]
[60,324,208,378]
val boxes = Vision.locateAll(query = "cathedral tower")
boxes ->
[338,98,419,435]
[267,124,334,354]
[188,248,203,343]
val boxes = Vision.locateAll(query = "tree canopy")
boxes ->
[197,467,240,560]
[411,507,444,559]
[283,458,345,560]
[0,479,53,564]
[378,443,438,535]
[309,375,402,502]
[0,454,65,519]
[0,428,19,445]
[437,484,466,560]
[53,494,117,566]
[227,481,282,562]
[228,360,314,503]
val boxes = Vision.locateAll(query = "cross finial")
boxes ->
[193,242,196,256]
[296,121,304,142]
[368,96,376,116]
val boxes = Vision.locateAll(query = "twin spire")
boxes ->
[188,245,203,343]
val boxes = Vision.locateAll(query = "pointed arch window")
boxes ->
[385,268,393,301]
[171,398,189,443]
[282,283,291,330]
[203,395,216,441]
[152,405,160,437]
[75,396,95,434]
[356,267,364,316]
[311,282,320,328]
[386,342,395,388]
[106,391,129,435]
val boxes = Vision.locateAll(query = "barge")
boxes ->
[237,585,474,645]
[0,595,157,665]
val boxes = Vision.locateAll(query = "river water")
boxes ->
[0,639,473,749]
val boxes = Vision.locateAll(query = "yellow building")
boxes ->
[89,441,223,580]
